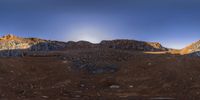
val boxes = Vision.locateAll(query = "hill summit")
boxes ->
[0,34,18,40]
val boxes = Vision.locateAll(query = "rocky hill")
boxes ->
[0,34,169,57]
[0,34,67,56]
[100,39,168,51]
[65,41,96,49]
[181,40,200,56]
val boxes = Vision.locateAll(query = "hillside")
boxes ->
[181,40,200,56]
[0,34,67,56]
[0,34,168,57]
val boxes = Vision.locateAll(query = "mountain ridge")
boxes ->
[1,34,200,56]
[0,34,168,52]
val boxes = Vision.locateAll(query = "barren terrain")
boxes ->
[0,48,200,100]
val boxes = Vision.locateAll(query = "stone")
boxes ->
[74,95,81,98]
[41,96,49,99]
[109,85,120,89]
[80,84,85,87]
[129,85,134,88]
[148,62,152,66]
[62,61,68,64]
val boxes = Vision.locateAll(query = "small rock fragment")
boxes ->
[110,85,120,89]
[41,96,49,99]
[129,85,134,88]
[148,62,152,66]
[74,95,81,98]
[80,84,85,87]
[62,60,68,63]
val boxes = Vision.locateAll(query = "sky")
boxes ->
[0,0,200,49]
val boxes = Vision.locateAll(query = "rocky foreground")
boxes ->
[1,48,200,100]
[0,34,200,99]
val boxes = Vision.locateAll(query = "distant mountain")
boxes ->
[181,40,200,56]
[0,34,169,57]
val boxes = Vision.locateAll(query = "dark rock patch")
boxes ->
[72,60,118,74]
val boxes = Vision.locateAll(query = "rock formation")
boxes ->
[100,39,168,51]
[0,34,169,57]
[181,40,200,56]
[0,34,67,56]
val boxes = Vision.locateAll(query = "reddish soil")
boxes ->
[0,48,200,100]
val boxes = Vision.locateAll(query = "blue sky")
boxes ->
[0,0,200,49]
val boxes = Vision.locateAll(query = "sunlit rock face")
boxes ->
[0,34,32,51]
[100,40,168,51]
[0,34,68,57]
[181,40,200,56]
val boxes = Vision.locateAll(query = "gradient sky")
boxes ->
[0,0,200,49]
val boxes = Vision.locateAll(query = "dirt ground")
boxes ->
[0,48,200,100]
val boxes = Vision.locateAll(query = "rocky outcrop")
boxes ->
[181,40,200,56]
[0,34,67,56]
[100,40,168,51]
